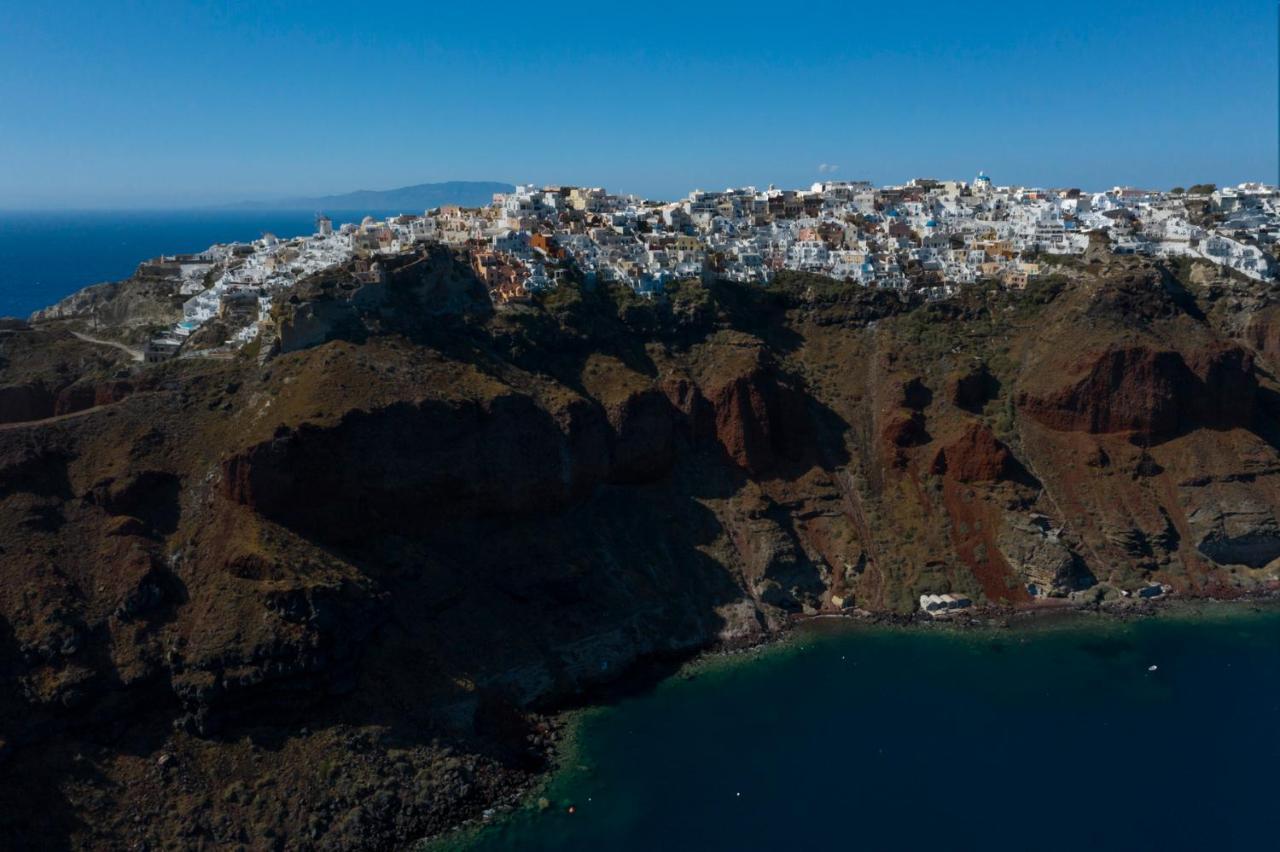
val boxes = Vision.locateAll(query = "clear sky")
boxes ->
[1,0,1275,207]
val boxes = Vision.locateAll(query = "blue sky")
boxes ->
[0,0,1275,207]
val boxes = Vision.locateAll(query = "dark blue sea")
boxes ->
[451,607,1280,851]
[0,209,399,319]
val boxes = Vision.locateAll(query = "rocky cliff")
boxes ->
[3,251,1280,848]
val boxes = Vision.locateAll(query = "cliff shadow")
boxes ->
[679,368,855,497]
[0,615,92,852]
[1155,262,1208,323]
[293,485,747,768]
[1250,386,1280,453]
[707,279,804,355]
[0,447,74,501]
[0,750,93,852]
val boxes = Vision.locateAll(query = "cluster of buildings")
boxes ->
[142,176,1280,358]
[144,221,353,360]
[918,592,974,616]
[427,176,1278,301]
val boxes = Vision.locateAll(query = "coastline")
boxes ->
[799,585,1280,633]
[421,591,1280,850]
[7,207,1280,850]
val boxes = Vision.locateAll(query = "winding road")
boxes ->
[70,331,144,362]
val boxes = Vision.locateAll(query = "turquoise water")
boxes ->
[455,609,1280,851]
[0,209,401,318]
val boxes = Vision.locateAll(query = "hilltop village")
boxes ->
[96,175,1280,360]
[10,174,1280,849]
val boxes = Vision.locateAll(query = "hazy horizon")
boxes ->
[0,172,1270,214]
[1,0,1275,208]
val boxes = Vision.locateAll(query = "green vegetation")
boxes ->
[537,277,587,314]
[665,277,717,326]
[1035,253,1085,270]
[909,562,952,598]
[1015,274,1069,309]
[891,281,1035,364]
[530,277,722,349]
[993,394,1017,443]
[765,269,865,302]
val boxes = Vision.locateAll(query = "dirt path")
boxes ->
[1,401,117,431]
[71,331,144,362]
[0,392,160,432]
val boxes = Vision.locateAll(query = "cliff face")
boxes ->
[4,254,1280,848]
[28,267,186,337]
[1020,344,1256,437]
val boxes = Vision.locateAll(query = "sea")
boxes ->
[450,607,1280,851]
[0,209,401,319]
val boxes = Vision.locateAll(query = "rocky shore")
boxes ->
[427,591,1280,849]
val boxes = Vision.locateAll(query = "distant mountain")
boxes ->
[226,180,515,212]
